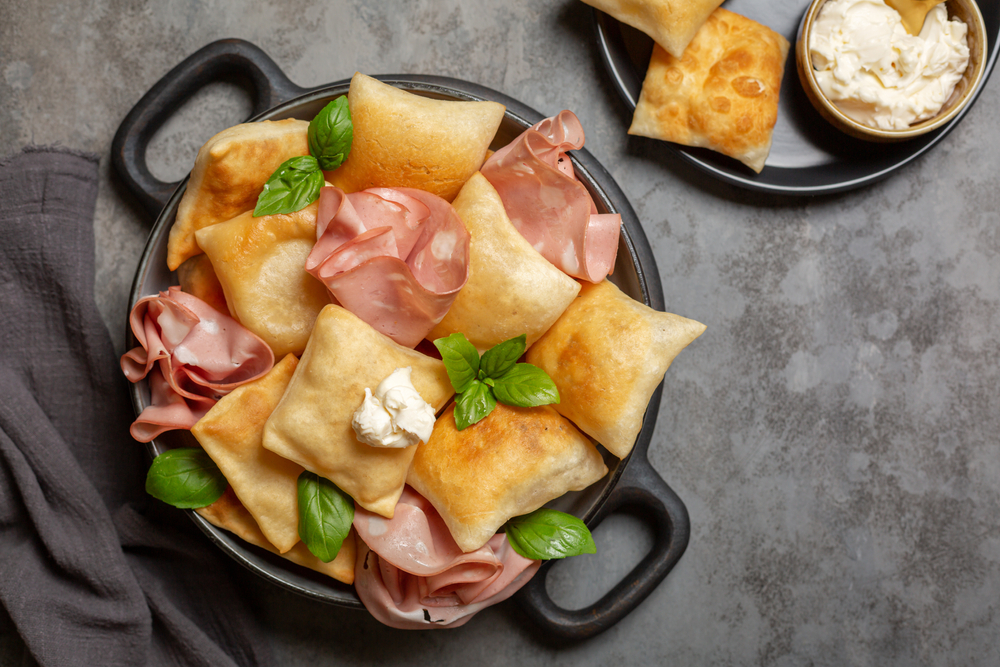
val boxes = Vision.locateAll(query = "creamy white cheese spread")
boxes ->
[809,0,969,130]
[351,367,436,448]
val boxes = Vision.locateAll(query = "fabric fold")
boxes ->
[0,147,272,666]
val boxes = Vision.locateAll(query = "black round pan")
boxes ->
[111,38,689,642]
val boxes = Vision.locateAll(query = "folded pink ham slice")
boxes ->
[353,486,540,629]
[305,186,470,348]
[121,286,275,442]
[481,109,621,283]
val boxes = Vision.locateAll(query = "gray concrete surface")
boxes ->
[3,0,1000,665]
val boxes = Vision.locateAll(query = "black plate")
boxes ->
[594,0,1000,195]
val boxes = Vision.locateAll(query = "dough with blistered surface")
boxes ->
[526,280,706,459]
[407,402,608,553]
[327,73,504,202]
[195,201,331,358]
[168,119,310,270]
[628,9,790,173]
[581,0,724,58]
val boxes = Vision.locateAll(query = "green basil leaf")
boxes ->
[504,508,596,560]
[490,363,560,407]
[479,334,526,379]
[253,155,324,217]
[453,379,496,430]
[308,96,353,171]
[433,333,481,393]
[297,471,354,563]
[145,448,227,509]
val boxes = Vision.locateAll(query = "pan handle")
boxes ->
[516,392,690,641]
[111,38,307,219]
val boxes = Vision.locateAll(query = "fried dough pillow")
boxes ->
[407,403,608,553]
[580,0,724,58]
[175,254,229,315]
[191,353,356,584]
[262,305,454,518]
[195,201,331,358]
[198,488,357,585]
[192,354,304,553]
[428,172,580,351]
[628,9,790,173]
[327,73,505,201]
[526,280,706,459]
[168,118,309,270]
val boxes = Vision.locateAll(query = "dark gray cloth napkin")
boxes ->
[0,147,272,667]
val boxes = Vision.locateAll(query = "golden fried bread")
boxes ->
[327,73,505,202]
[628,9,790,173]
[407,403,608,553]
[526,280,706,459]
[427,173,580,351]
[195,201,331,358]
[175,254,229,315]
[192,354,303,553]
[168,118,310,270]
[581,0,724,58]
[197,487,356,585]
[262,305,454,518]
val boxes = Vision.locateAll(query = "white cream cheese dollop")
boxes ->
[352,367,436,448]
[809,0,969,130]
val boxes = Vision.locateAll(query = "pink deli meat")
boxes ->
[305,186,470,348]
[353,486,540,629]
[480,109,621,283]
[120,286,275,442]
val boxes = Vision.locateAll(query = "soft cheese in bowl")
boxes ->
[796,0,988,141]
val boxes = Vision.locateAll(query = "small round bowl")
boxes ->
[796,0,988,142]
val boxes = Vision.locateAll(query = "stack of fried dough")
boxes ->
[157,73,707,589]
[580,0,791,173]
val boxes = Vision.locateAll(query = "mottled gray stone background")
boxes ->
[2,0,999,665]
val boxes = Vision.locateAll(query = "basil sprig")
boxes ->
[504,508,596,560]
[253,155,325,217]
[145,448,227,509]
[308,97,353,171]
[253,95,353,217]
[297,471,354,563]
[433,333,559,430]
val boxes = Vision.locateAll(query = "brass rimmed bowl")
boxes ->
[796,0,988,142]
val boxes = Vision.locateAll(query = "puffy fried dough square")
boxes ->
[428,173,580,351]
[176,254,229,315]
[197,487,356,585]
[526,280,706,459]
[581,0,724,58]
[407,403,608,553]
[262,305,454,518]
[168,118,310,270]
[195,201,331,358]
[192,354,303,553]
[327,73,505,202]
[628,9,790,173]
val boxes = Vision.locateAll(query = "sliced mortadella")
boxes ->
[121,286,275,442]
[481,109,621,283]
[127,372,214,443]
[353,486,540,629]
[305,186,470,348]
